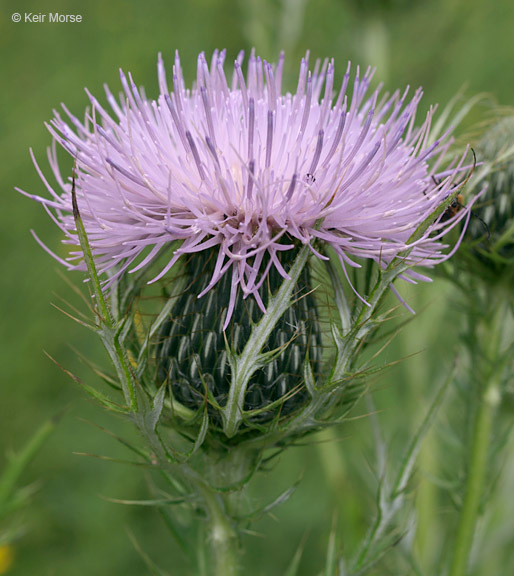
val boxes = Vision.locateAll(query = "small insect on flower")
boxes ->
[440,190,465,222]
[433,149,489,236]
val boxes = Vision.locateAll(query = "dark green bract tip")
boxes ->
[155,249,322,428]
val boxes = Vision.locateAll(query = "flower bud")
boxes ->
[473,116,514,249]
[155,248,322,428]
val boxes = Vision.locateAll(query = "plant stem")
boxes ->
[449,301,504,576]
[449,380,498,576]
[198,482,240,576]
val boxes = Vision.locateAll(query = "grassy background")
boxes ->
[1,0,513,574]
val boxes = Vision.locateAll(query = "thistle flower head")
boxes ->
[21,50,474,327]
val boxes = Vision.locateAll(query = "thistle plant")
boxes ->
[19,50,478,574]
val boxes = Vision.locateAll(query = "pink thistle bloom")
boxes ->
[20,50,474,326]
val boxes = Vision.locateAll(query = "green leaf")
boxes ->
[324,514,339,576]
[103,496,188,507]
[284,534,308,576]
[0,418,57,517]
[221,245,311,437]
[76,418,152,463]
[392,368,454,499]
[127,529,172,576]
[325,256,351,334]
[428,92,487,146]
[44,352,128,413]
[148,385,167,431]
[71,177,138,410]
[240,477,301,522]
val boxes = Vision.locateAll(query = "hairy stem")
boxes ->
[449,300,504,576]
[449,383,499,576]
[198,482,240,576]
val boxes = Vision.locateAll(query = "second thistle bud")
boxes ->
[453,115,514,286]
[473,117,514,251]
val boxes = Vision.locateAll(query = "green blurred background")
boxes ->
[1,0,513,574]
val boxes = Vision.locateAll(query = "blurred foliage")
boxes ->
[1,0,513,574]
